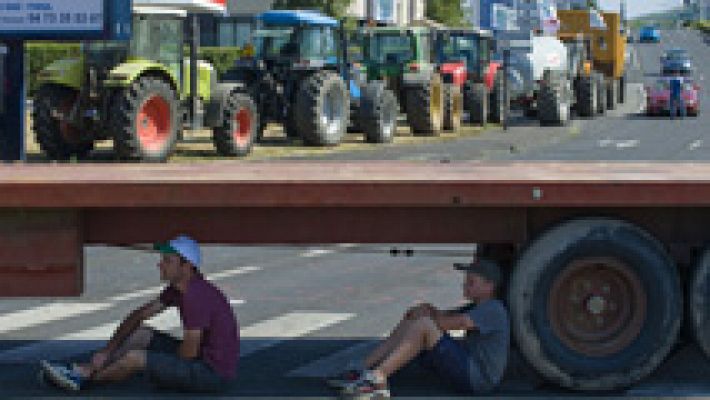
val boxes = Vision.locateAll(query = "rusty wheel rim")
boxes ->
[548,257,647,357]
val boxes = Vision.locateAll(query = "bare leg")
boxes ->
[76,326,154,377]
[375,317,443,379]
[364,317,415,369]
[92,350,147,382]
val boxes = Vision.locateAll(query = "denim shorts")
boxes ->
[145,330,227,393]
[418,333,492,394]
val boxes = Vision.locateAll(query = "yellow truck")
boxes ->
[557,10,627,115]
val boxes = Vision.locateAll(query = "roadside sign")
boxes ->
[133,0,225,13]
[0,0,132,40]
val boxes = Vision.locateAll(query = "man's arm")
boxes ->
[179,329,203,359]
[103,299,166,354]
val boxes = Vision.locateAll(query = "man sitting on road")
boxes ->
[40,235,240,393]
[328,258,510,399]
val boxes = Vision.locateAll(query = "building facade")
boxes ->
[347,0,426,25]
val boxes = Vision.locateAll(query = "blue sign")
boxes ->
[0,0,131,40]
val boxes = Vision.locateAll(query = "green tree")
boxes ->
[426,0,468,27]
[272,0,351,19]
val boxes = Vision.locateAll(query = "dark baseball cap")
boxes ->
[454,258,502,287]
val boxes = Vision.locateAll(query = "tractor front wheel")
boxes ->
[406,74,444,136]
[33,85,94,160]
[111,77,179,162]
[443,83,463,132]
[213,91,258,157]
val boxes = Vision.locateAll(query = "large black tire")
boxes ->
[111,77,180,162]
[359,82,398,143]
[212,91,258,157]
[691,248,710,360]
[576,76,596,118]
[295,71,349,146]
[538,72,571,126]
[618,75,626,104]
[465,83,488,126]
[284,109,300,140]
[489,74,507,124]
[606,78,617,110]
[33,85,94,160]
[405,74,444,136]
[509,218,681,391]
[442,83,463,131]
[595,75,607,115]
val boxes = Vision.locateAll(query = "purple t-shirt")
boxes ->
[159,276,240,379]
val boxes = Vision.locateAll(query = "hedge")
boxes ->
[25,43,242,96]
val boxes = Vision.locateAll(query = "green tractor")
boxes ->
[359,26,444,136]
[33,6,257,162]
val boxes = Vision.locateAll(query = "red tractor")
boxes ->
[434,28,506,129]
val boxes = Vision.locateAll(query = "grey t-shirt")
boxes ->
[463,299,510,388]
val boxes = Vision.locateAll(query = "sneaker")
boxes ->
[340,370,390,399]
[39,360,84,391]
[326,369,362,389]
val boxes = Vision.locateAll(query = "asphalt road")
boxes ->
[2,29,710,399]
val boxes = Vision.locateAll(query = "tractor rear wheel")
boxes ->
[489,74,507,124]
[296,71,349,146]
[359,82,398,143]
[111,77,179,162]
[509,218,681,391]
[33,85,94,160]
[465,83,488,126]
[576,76,596,118]
[405,74,444,135]
[212,91,258,157]
[538,71,571,126]
[443,83,463,131]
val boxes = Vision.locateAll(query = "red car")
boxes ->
[645,77,700,117]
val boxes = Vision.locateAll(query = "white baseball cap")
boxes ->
[154,235,202,268]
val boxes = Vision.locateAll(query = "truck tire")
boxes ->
[607,79,617,110]
[576,76,596,118]
[595,75,606,115]
[296,71,349,146]
[442,83,463,131]
[33,85,94,160]
[212,91,258,156]
[111,76,179,162]
[405,74,444,135]
[690,248,710,360]
[489,74,507,124]
[465,83,488,126]
[538,72,571,126]
[509,218,681,391]
[359,82,398,143]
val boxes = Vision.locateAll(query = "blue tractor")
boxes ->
[218,10,397,146]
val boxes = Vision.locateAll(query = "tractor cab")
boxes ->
[82,7,185,94]
[435,29,493,85]
[361,26,436,84]
[247,11,340,71]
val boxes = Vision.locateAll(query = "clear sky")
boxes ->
[597,0,683,18]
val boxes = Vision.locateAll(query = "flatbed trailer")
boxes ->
[1,161,710,391]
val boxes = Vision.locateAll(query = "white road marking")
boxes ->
[0,299,245,362]
[0,303,111,335]
[107,265,261,302]
[598,139,639,149]
[689,140,703,151]
[240,312,354,358]
[299,249,335,258]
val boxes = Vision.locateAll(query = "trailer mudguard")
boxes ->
[484,61,502,90]
[204,82,248,128]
